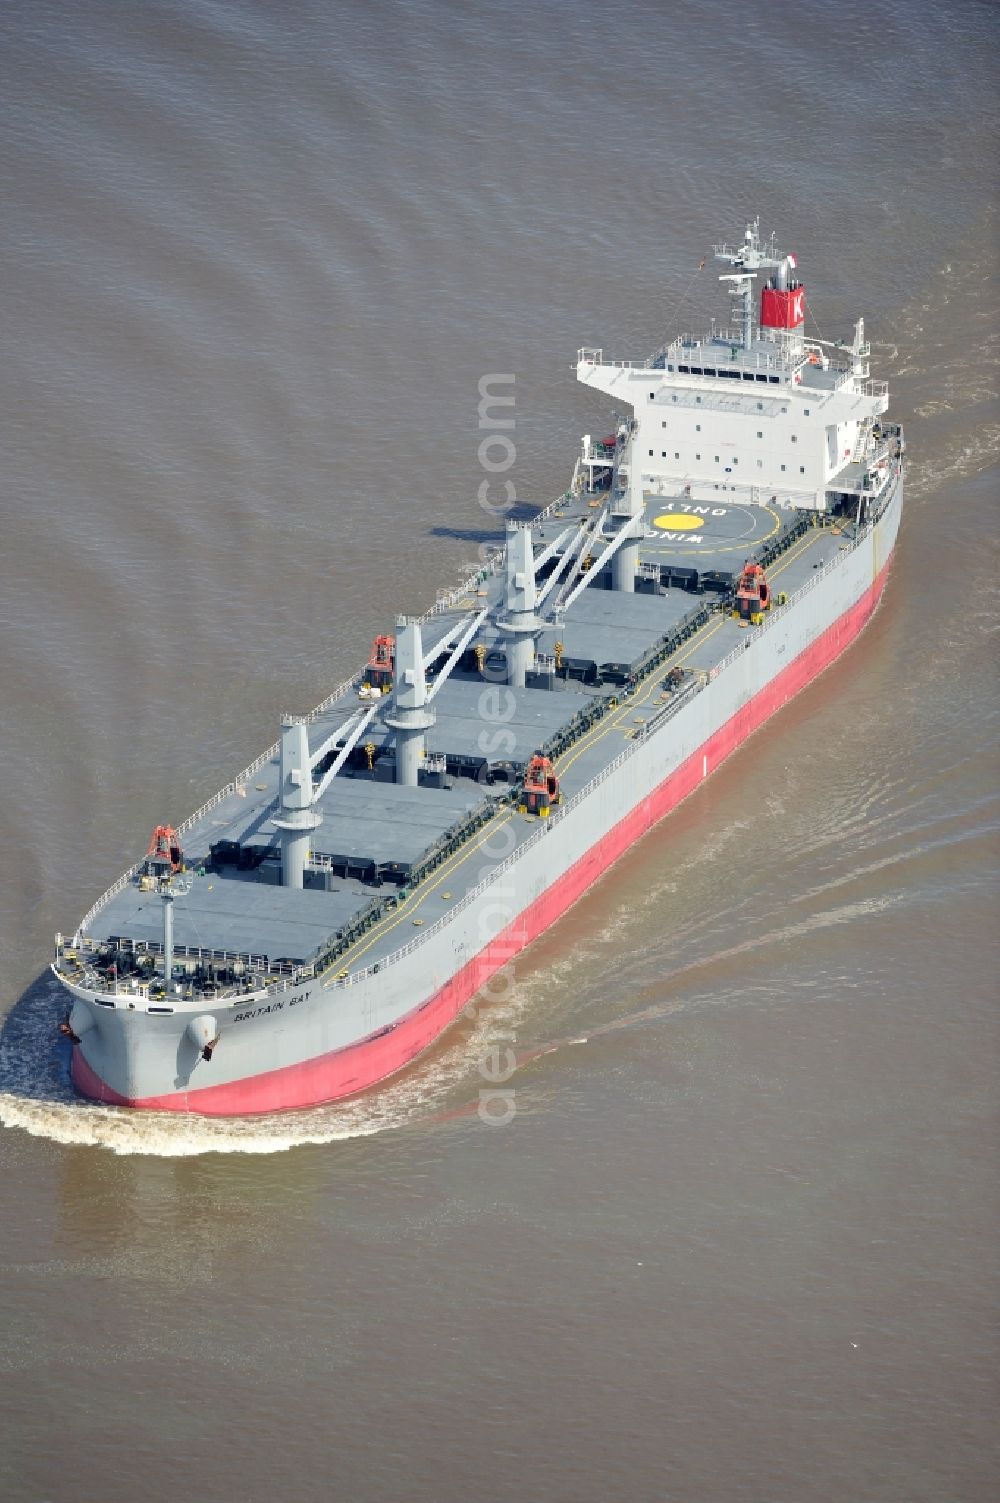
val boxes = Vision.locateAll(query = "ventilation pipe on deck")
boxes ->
[385,619,436,785]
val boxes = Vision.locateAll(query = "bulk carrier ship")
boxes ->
[53,222,904,1115]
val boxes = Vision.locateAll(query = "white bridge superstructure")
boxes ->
[579,220,889,516]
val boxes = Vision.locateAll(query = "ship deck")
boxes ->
[81,484,876,989]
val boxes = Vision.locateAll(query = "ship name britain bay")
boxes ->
[53,222,904,1115]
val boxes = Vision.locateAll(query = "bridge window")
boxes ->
[703,367,716,376]
[742,373,755,381]
[756,374,768,383]
[768,376,779,384]
[677,366,690,374]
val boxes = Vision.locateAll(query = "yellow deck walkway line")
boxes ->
[319,810,514,982]
[555,614,727,780]
[766,525,826,582]
[555,522,827,781]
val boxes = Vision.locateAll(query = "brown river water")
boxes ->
[0,2,997,1499]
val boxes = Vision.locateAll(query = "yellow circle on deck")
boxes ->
[653,513,705,531]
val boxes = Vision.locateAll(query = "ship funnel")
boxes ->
[760,247,804,330]
[760,276,805,331]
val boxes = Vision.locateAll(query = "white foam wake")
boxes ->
[0,971,532,1156]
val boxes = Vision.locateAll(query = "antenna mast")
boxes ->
[713,218,788,349]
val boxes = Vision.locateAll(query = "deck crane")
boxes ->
[519,753,561,818]
[364,634,396,692]
[495,497,644,686]
[274,704,378,888]
[734,561,771,624]
[146,824,183,874]
[385,607,488,784]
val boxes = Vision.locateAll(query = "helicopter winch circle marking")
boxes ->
[642,500,783,556]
